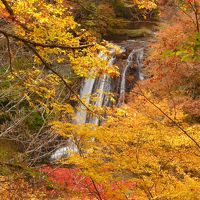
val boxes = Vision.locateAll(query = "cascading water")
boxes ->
[118,47,144,105]
[51,43,145,161]
[50,139,79,161]
[89,74,107,125]
[118,49,136,105]
[89,56,115,125]
[76,51,115,125]
[136,48,144,81]
[75,76,96,124]
[51,51,116,160]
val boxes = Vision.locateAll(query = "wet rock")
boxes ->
[116,51,128,60]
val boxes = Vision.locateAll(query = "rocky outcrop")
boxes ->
[108,28,152,40]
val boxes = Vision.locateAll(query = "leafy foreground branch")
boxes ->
[0,0,200,199]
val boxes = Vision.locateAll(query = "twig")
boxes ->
[5,34,13,73]
[135,83,200,150]
[91,179,103,200]
[25,42,93,113]
[0,0,30,31]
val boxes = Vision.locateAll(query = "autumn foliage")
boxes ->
[0,0,200,200]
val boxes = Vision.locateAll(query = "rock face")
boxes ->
[111,39,146,104]
[108,28,152,40]
[73,0,158,41]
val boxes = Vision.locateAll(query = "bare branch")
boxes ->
[135,83,200,150]
[5,34,13,73]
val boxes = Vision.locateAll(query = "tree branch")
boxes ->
[24,42,93,113]
[0,29,95,50]
[0,0,100,118]
[0,0,30,31]
[91,179,103,200]
[5,34,13,73]
[1,0,14,16]
[188,0,200,32]
[135,84,200,150]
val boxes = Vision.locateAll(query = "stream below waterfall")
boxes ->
[51,39,147,160]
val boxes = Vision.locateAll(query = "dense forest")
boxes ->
[0,0,200,199]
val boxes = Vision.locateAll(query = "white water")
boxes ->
[50,138,79,161]
[118,48,144,105]
[89,56,115,125]
[76,50,115,125]
[76,77,96,124]
[51,50,116,160]
[51,45,145,161]
[136,48,144,81]
[119,49,136,105]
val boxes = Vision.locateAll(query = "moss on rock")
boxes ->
[108,28,152,39]
[0,140,19,163]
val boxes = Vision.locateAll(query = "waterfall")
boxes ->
[118,48,144,105]
[76,77,96,124]
[50,44,145,161]
[118,49,135,105]
[51,51,115,160]
[76,50,115,125]
[50,138,79,161]
[89,74,107,125]
[89,56,115,125]
[136,48,144,81]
